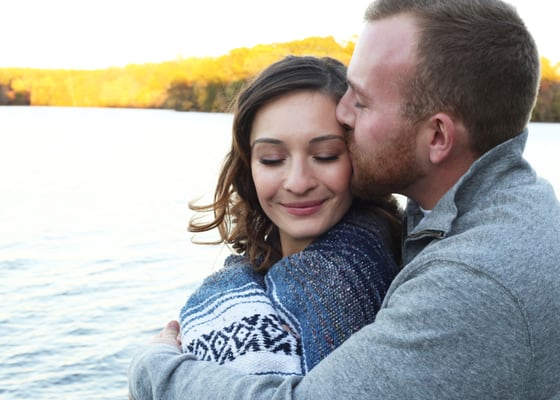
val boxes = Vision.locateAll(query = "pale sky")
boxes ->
[0,0,557,70]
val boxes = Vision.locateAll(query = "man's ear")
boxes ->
[427,113,456,165]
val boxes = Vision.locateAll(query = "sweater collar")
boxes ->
[405,129,530,237]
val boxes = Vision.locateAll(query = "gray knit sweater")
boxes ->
[128,130,560,399]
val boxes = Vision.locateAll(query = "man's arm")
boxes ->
[128,323,300,400]
[128,263,530,399]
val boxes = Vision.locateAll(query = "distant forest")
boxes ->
[1,36,559,122]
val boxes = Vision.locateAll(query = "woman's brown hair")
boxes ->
[190,55,402,271]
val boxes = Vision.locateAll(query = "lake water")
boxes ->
[0,107,558,399]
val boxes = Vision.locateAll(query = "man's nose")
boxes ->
[336,90,355,131]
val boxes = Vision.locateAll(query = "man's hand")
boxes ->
[150,320,182,351]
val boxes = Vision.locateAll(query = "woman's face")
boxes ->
[250,90,353,256]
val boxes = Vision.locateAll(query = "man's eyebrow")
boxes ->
[346,79,366,97]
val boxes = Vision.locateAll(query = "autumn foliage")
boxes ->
[0,37,353,111]
[1,35,559,121]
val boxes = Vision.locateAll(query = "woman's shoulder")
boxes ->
[297,202,401,267]
[338,204,392,238]
[198,254,263,285]
[306,209,387,255]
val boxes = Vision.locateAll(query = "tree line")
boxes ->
[533,58,560,122]
[0,37,353,112]
[1,36,559,121]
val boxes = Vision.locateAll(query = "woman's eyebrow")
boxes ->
[309,134,346,144]
[251,138,283,147]
[251,134,345,148]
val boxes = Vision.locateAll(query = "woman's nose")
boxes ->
[283,160,317,194]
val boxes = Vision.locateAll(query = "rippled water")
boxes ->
[0,107,232,399]
[0,107,558,399]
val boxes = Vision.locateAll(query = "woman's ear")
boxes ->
[427,113,456,165]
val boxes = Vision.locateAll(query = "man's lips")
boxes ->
[282,200,324,216]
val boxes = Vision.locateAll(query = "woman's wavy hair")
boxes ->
[190,55,402,271]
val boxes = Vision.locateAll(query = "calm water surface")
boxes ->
[0,107,558,399]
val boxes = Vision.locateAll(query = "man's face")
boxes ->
[336,15,425,200]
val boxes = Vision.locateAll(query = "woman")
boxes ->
[131,56,402,382]
[178,55,401,375]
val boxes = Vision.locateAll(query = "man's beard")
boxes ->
[349,126,422,201]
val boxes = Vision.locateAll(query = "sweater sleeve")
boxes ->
[128,262,530,400]
[177,255,303,375]
[265,214,398,371]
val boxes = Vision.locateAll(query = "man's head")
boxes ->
[337,0,540,208]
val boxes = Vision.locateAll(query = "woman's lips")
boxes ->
[282,200,324,216]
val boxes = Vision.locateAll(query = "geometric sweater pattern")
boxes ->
[179,209,399,375]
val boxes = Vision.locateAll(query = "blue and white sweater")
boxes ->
[179,209,399,375]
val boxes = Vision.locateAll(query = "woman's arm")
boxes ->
[177,255,303,375]
[266,212,398,370]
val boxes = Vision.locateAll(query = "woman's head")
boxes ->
[190,55,349,271]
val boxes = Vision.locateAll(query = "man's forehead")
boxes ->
[353,16,418,66]
[347,17,418,89]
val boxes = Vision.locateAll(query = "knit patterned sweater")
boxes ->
[179,209,399,375]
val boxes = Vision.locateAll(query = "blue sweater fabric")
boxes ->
[179,208,398,375]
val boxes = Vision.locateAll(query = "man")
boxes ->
[128,0,560,398]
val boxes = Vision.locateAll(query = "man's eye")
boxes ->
[354,101,365,109]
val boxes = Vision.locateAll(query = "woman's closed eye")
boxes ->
[314,154,340,162]
[259,157,285,166]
